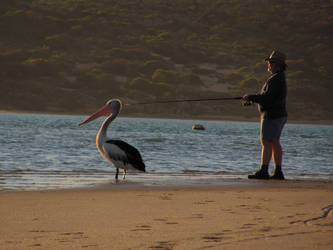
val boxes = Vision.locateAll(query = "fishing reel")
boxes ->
[241,100,254,107]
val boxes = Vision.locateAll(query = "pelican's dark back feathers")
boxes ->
[105,139,146,172]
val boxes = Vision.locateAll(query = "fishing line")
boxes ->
[126,96,243,105]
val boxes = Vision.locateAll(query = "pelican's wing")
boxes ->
[104,139,145,172]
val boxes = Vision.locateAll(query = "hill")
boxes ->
[1,0,332,122]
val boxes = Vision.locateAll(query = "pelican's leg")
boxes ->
[123,169,127,180]
[115,168,119,180]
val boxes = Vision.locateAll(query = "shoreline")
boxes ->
[3,178,333,195]
[2,109,333,126]
[2,175,333,193]
[1,182,333,249]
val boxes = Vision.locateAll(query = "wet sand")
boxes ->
[1,181,333,250]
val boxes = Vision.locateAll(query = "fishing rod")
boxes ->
[126,96,244,105]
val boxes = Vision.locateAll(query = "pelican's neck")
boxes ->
[96,110,119,146]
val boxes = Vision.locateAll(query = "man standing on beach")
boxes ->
[242,50,288,180]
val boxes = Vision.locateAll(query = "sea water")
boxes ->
[0,113,332,191]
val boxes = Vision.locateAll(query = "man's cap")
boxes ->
[265,50,287,65]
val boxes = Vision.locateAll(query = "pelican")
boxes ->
[79,99,145,180]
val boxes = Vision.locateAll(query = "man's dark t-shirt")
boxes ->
[248,71,287,120]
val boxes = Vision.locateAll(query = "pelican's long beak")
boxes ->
[79,105,113,126]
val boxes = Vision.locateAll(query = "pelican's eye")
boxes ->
[105,100,112,106]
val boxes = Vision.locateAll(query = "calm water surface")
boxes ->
[1,113,332,191]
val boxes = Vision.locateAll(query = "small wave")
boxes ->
[144,138,166,143]
[0,169,114,176]
[182,169,246,176]
[182,169,205,174]
[299,135,317,139]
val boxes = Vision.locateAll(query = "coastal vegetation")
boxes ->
[1,0,332,121]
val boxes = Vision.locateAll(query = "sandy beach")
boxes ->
[1,182,333,250]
